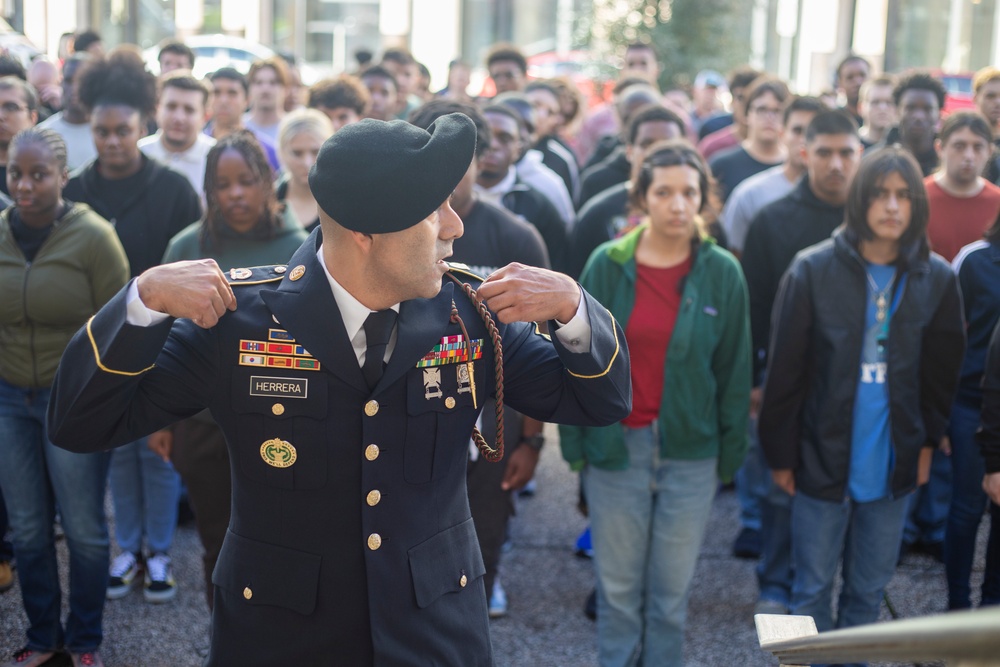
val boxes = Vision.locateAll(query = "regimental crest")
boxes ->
[260,438,297,468]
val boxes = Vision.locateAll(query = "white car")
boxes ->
[143,34,275,80]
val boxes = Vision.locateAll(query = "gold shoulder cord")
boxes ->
[446,272,504,462]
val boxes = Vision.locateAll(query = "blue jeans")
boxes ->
[757,479,793,606]
[791,491,909,667]
[944,401,1000,609]
[108,438,180,555]
[903,447,951,546]
[0,378,110,653]
[0,485,13,562]
[735,418,768,532]
[584,425,717,667]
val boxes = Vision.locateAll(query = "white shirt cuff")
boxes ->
[125,280,171,327]
[553,289,591,353]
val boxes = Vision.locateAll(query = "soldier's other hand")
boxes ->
[478,263,581,324]
[137,259,237,328]
[501,443,540,491]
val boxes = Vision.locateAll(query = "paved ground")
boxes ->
[0,424,989,666]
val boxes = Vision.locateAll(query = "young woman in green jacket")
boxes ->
[560,140,750,667]
[0,128,129,667]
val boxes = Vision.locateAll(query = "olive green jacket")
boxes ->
[559,225,751,482]
[0,203,129,388]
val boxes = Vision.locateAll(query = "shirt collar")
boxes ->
[150,131,212,164]
[315,244,400,347]
[475,167,517,200]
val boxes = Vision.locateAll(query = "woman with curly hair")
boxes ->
[62,46,202,606]
[154,130,306,609]
[165,129,307,261]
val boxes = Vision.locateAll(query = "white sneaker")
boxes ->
[488,578,508,618]
[144,553,177,603]
[107,552,142,600]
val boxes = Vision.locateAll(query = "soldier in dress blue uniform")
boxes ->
[46,113,631,666]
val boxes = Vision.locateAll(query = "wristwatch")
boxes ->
[518,434,545,451]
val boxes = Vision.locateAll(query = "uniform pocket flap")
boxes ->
[212,530,322,615]
[407,518,485,609]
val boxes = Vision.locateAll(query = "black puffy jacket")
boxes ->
[759,231,965,501]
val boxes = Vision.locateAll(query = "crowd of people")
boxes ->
[0,26,998,667]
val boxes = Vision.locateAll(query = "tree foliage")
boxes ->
[583,0,753,89]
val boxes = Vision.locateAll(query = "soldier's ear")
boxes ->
[350,230,375,254]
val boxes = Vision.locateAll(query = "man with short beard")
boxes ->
[139,72,216,204]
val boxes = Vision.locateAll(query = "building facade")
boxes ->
[6,0,1000,94]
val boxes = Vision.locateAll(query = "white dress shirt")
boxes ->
[138,131,216,204]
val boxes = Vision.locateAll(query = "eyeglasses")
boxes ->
[750,106,783,118]
[0,102,28,115]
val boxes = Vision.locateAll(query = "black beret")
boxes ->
[308,113,476,233]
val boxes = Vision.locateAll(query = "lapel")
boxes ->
[259,230,368,393]
[378,282,455,392]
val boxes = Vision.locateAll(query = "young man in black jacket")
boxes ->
[736,110,862,615]
[759,146,964,635]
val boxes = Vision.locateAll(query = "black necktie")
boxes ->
[362,310,397,390]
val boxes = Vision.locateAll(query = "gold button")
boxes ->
[271,403,285,416]
[274,265,287,274]
[365,444,380,461]
[243,587,253,600]
[366,490,381,506]
[368,533,382,550]
[459,575,468,588]
[289,265,306,281]
[365,400,379,417]
[445,397,456,409]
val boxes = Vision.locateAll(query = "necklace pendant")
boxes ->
[876,309,886,323]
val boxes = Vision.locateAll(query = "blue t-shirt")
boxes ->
[849,263,905,502]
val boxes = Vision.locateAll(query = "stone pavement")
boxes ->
[0,424,982,666]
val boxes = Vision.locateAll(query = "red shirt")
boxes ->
[697,125,740,162]
[925,177,1000,262]
[623,257,692,428]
